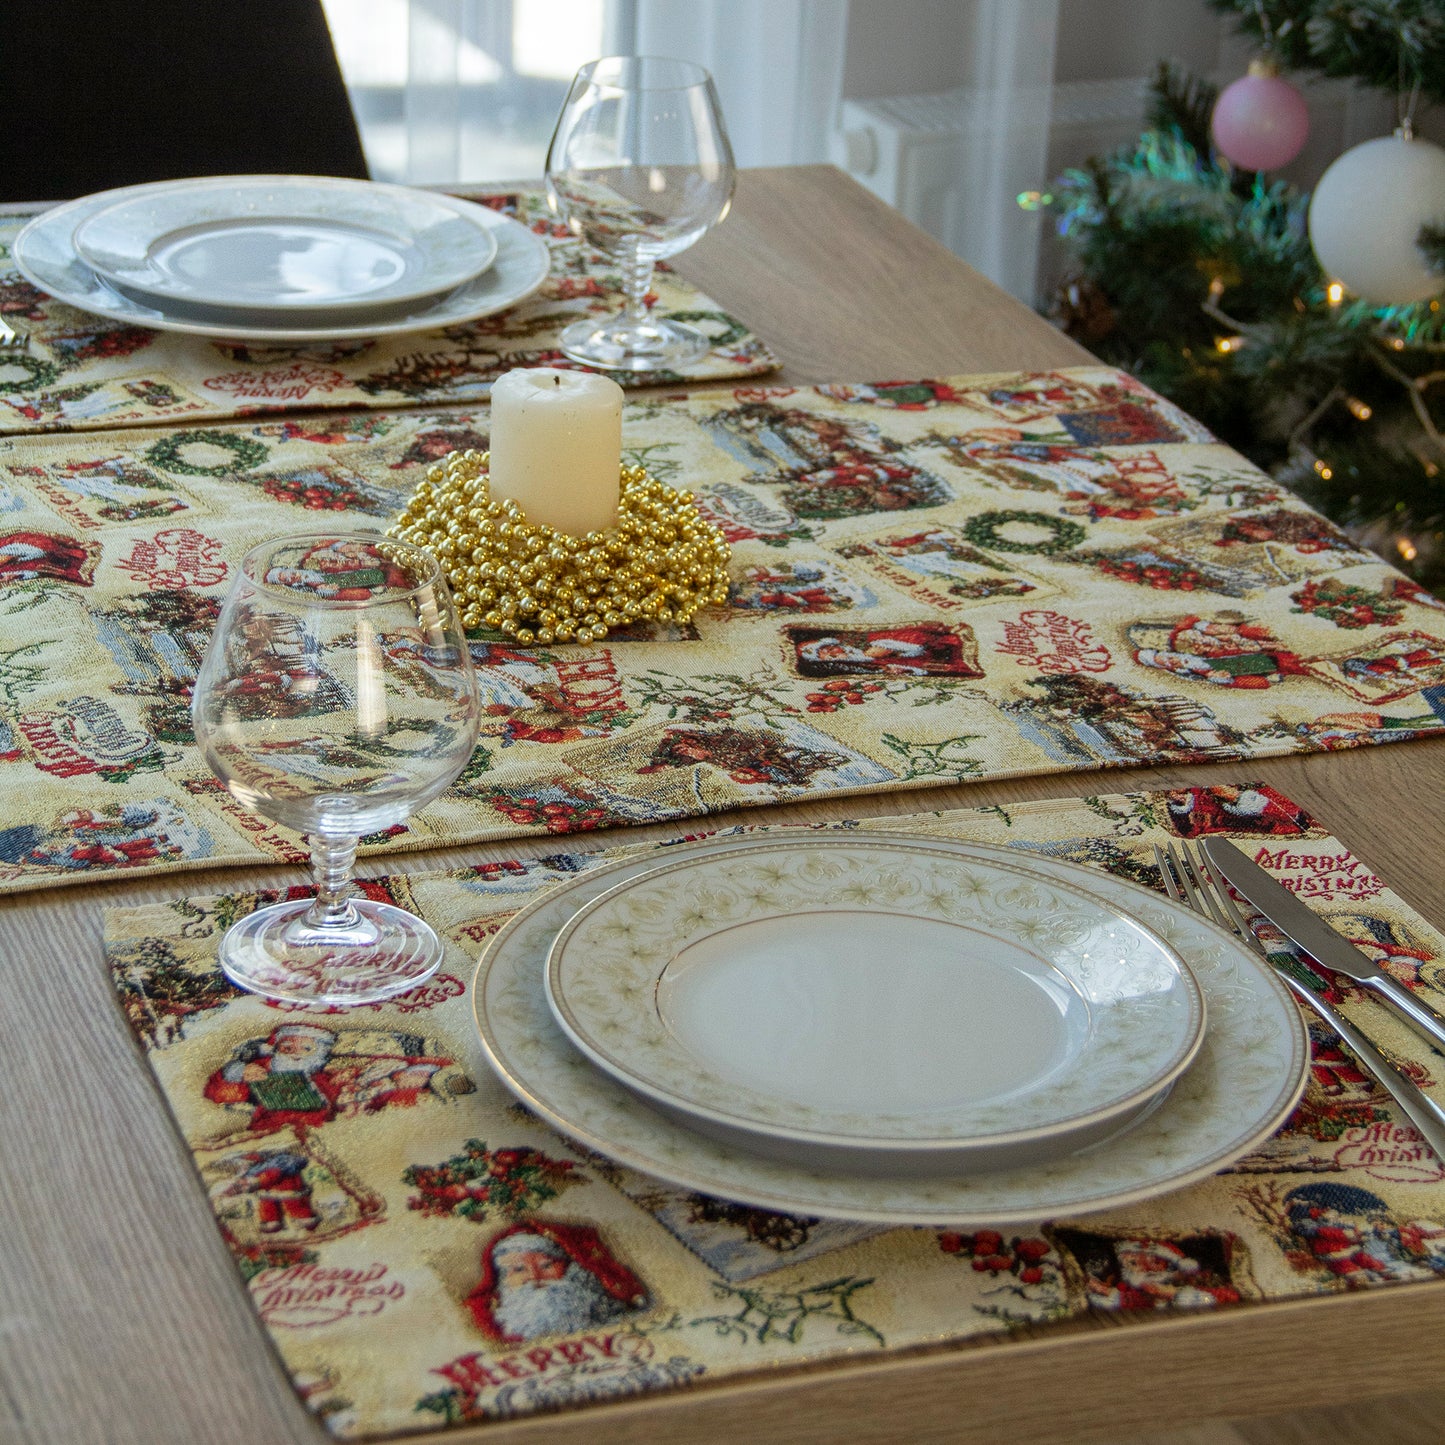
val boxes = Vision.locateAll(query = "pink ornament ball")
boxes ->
[1211,70,1310,172]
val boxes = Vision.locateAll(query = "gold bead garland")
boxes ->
[386,449,732,645]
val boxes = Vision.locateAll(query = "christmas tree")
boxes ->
[1043,0,1445,592]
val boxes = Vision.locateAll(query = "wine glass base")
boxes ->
[218,897,444,1007]
[558,315,711,372]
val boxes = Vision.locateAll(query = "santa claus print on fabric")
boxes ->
[203,1023,467,1138]
[787,622,982,679]
[465,1221,649,1344]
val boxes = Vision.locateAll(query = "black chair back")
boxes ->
[6,0,369,199]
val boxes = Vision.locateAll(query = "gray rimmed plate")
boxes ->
[14,182,550,342]
[472,830,1310,1226]
[72,175,498,322]
[543,836,1206,1175]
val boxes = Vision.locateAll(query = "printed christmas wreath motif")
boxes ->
[0,352,62,393]
[143,429,270,477]
[962,509,1086,555]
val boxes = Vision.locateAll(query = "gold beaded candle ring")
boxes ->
[388,450,732,645]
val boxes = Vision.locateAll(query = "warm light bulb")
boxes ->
[1326,281,1345,305]
[1216,335,1243,353]
[1208,276,1225,299]
[1346,397,1373,420]
[1398,538,1419,561]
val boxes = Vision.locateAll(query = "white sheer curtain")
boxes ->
[631,0,848,167]
[949,0,1060,302]
[324,0,1061,297]
[324,0,618,185]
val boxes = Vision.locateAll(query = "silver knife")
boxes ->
[1201,836,1445,1057]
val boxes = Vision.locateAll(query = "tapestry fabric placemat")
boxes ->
[0,191,778,434]
[5,366,1445,896]
[102,784,1445,1438]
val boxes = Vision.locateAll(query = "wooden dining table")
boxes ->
[2,164,1443,1445]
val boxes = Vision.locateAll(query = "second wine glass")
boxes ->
[546,55,736,372]
[192,533,480,1006]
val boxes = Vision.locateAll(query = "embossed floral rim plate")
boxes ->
[543,837,1206,1170]
[473,830,1310,1225]
[14,182,550,342]
[72,175,499,319]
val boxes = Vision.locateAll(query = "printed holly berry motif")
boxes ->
[50,325,157,363]
[235,1242,319,1282]
[403,1139,582,1221]
[1093,555,1204,590]
[1290,577,1416,629]
[485,784,621,833]
[261,473,362,511]
[803,675,961,713]
[805,678,886,712]
[551,276,607,301]
[939,1229,1057,1287]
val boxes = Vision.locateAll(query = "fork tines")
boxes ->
[1154,841,1261,953]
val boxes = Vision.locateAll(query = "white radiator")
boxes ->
[837,77,1152,305]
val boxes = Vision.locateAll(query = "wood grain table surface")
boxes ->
[2,165,1443,1445]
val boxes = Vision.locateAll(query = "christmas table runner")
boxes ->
[4,365,1445,896]
[102,784,1445,1438]
[0,191,777,434]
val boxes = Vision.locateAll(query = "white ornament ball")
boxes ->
[1308,132,1445,306]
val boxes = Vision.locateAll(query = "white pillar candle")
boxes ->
[487,367,624,536]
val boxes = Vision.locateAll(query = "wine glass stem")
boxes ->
[620,249,656,327]
[305,833,361,930]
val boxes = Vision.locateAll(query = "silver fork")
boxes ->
[0,314,29,351]
[1155,840,1445,1161]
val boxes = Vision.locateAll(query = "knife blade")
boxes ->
[1200,836,1445,1057]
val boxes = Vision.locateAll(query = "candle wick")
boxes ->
[553,375,560,386]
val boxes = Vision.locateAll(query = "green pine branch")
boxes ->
[1146,59,1219,157]
[1420,223,1445,276]
[1207,0,1445,104]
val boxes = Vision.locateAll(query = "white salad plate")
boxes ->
[72,175,499,322]
[14,180,551,342]
[472,830,1310,1227]
[543,837,1206,1174]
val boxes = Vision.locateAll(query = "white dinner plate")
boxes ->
[473,830,1310,1226]
[543,837,1206,1173]
[72,176,499,322]
[13,181,551,342]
